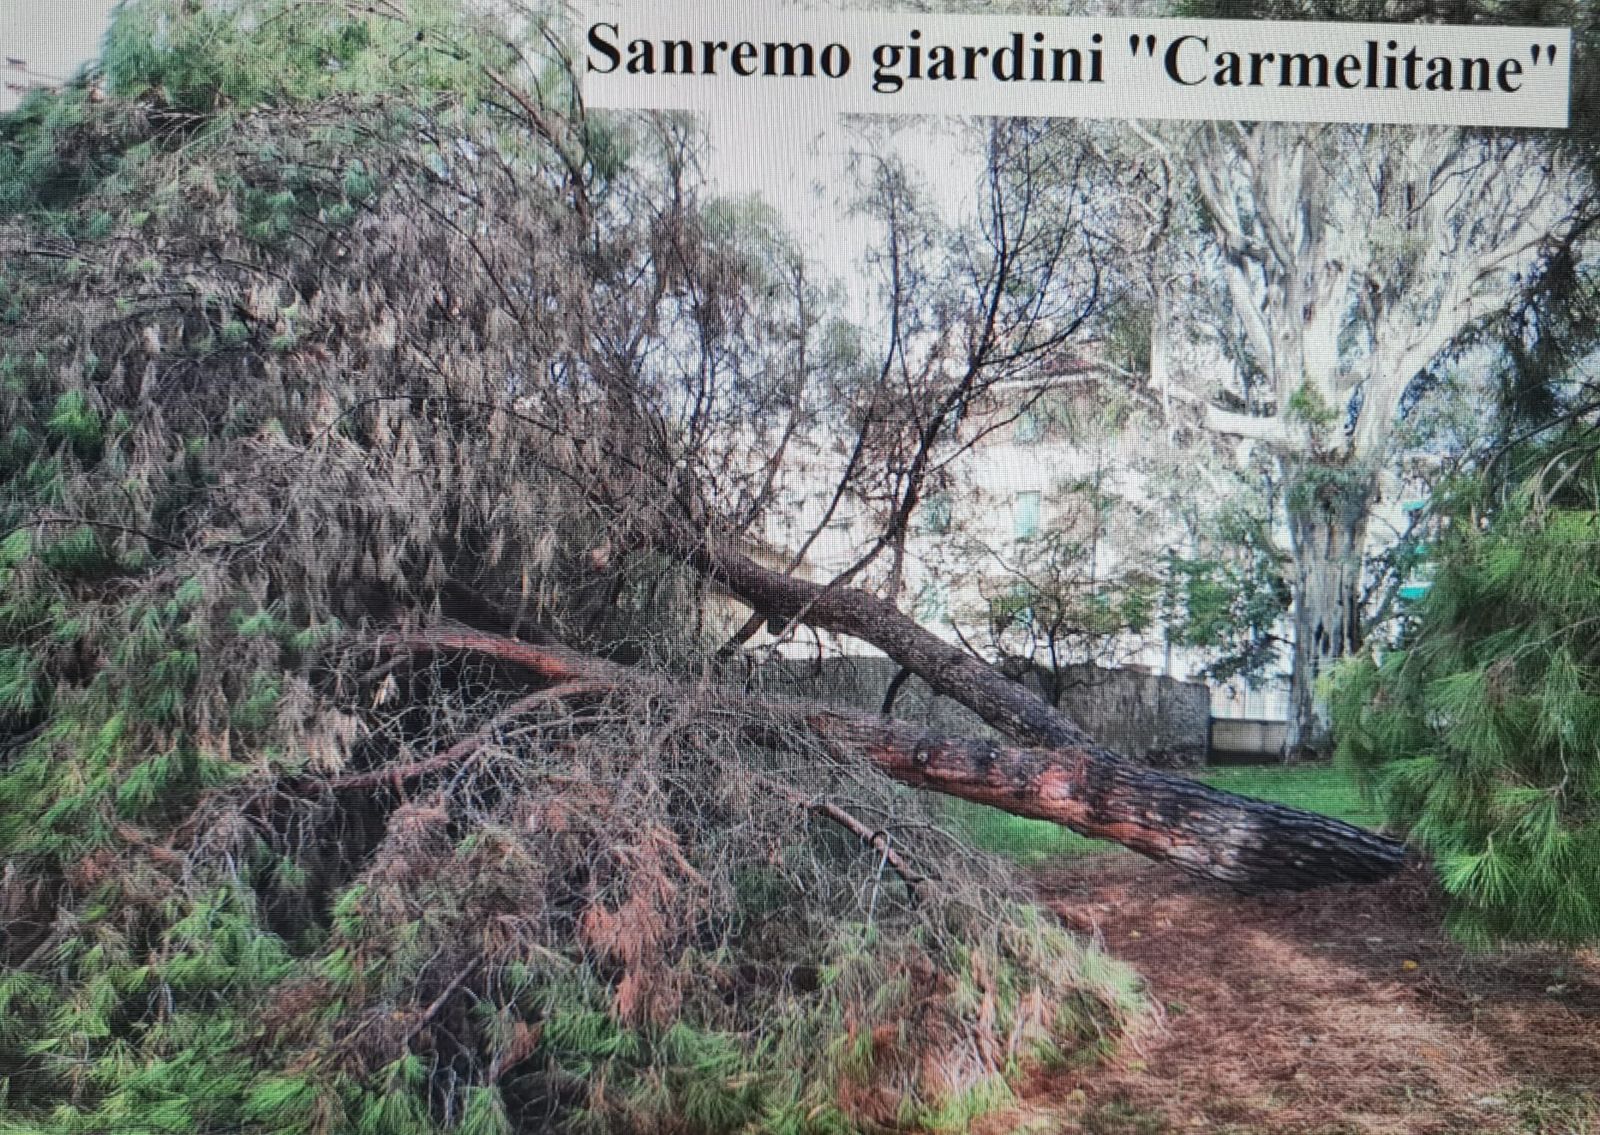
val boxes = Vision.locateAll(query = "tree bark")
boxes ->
[681,538,1096,749]
[375,627,1407,891]
[834,718,1406,892]
[1284,463,1374,760]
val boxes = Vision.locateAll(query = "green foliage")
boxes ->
[39,524,120,579]
[1162,508,1289,685]
[0,4,1148,1132]
[1100,295,1152,376]
[1284,460,1374,527]
[911,1074,1015,1132]
[1,0,519,224]
[46,390,104,460]
[1284,381,1337,430]
[101,0,511,115]
[0,87,104,214]
[972,502,1162,680]
[1329,448,1600,944]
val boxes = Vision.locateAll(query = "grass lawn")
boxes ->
[946,761,1386,866]
[1199,763,1386,830]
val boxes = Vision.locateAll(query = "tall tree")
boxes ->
[1171,123,1582,754]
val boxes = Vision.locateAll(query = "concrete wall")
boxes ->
[755,656,995,739]
[757,657,1211,768]
[1209,718,1288,762]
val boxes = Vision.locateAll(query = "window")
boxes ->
[914,581,950,625]
[920,492,952,534]
[1014,408,1044,443]
[1013,491,1041,540]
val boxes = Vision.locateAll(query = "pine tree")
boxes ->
[0,2,1150,1131]
[1329,438,1600,946]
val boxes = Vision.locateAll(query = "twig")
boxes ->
[399,961,479,1053]
[779,788,926,900]
[319,679,609,791]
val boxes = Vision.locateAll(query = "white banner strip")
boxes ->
[577,4,1569,128]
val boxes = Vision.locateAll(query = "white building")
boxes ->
[729,348,1446,728]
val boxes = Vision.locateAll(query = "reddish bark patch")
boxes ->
[1010,857,1600,1134]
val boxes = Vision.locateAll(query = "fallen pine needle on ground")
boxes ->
[977,856,1599,1135]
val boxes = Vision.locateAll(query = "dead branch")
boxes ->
[320,679,611,792]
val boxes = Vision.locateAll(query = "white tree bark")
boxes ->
[1189,124,1574,465]
[1170,124,1581,753]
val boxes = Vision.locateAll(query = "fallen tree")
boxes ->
[379,627,1407,891]
[0,7,1415,1128]
[673,538,1407,887]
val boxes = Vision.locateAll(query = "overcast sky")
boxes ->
[1,0,117,112]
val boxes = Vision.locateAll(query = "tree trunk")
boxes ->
[1284,462,1375,760]
[378,627,1408,891]
[843,722,1406,891]
[669,535,1405,882]
[681,536,1096,749]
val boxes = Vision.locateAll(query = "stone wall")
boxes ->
[757,657,1211,767]
[1052,664,1211,768]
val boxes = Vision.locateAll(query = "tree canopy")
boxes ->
[0,4,1164,1131]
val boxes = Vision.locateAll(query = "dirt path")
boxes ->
[1008,856,1599,1135]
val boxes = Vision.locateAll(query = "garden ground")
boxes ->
[953,767,1600,1135]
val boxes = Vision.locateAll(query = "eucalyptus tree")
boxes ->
[1121,120,1586,754]
[1162,0,1600,763]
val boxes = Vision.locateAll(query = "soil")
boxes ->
[993,855,1600,1135]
